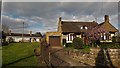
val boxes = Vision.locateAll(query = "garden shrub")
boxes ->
[73,37,83,49]
[116,37,120,43]
[8,37,14,43]
[96,39,100,45]
[112,36,117,43]
[99,43,120,49]
[65,43,73,48]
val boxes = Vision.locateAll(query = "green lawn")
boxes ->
[2,42,40,67]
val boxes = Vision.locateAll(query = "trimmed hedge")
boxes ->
[65,43,73,48]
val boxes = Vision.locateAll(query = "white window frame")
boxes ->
[85,26,88,29]
[81,26,83,29]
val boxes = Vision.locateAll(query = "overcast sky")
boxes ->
[1,2,119,34]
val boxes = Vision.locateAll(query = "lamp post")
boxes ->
[22,22,24,42]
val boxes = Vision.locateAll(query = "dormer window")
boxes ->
[81,27,83,29]
[80,26,88,29]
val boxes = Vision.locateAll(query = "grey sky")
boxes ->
[1,2,119,34]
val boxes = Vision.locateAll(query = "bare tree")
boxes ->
[86,26,109,47]
[1,24,9,45]
[2,24,9,33]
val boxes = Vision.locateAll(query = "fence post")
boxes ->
[48,44,51,66]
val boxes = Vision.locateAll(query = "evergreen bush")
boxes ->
[73,37,83,49]
[112,36,116,43]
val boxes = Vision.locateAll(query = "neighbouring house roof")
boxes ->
[5,33,42,37]
[98,22,118,32]
[61,21,98,33]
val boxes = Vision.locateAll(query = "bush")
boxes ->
[116,37,120,43]
[96,39,100,45]
[112,36,116,43]
[99,43,120,49]
[65,43,73,48]
[73,37,83,49]
[8,37,14,43]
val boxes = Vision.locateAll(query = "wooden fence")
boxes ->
[40,38,51,66]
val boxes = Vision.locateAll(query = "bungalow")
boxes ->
[6,31,42,42]
[58,18,99,43]
[46,15,118,46]
[57,15,118,45]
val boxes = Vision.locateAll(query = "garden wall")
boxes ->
[89,48,120,67]
[68,48,120,67]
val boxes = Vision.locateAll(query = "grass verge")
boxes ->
[2,42,40,67]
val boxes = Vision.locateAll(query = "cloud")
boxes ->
[2,15,24,27]
[2,15,39,33]
[2,2,118,33]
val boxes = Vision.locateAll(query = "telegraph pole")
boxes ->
[95,18,97,23]
[22,22,24,42]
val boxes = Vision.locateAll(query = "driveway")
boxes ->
[36,46,92,67]
[50,48,92,66]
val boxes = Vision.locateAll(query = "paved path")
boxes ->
[50,47,70,66]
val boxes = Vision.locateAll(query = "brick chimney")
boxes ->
[58,16,62,32]
[93,21,96,23]
[104,15,109,22]
[30,31,32,36]
[59,16,62,22]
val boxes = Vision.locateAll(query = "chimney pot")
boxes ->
[93,21,95,23]
[59,16,62,21]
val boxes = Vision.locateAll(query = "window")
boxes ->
[81,26,88,29]
[67,34,76,41]
[81,27,83,29]
[85,26,88,29]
